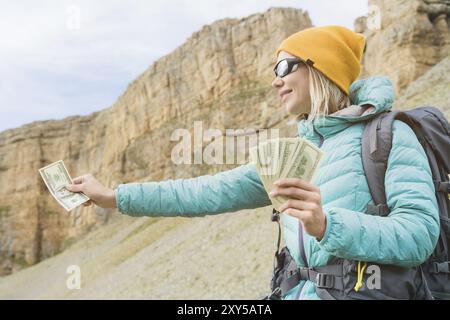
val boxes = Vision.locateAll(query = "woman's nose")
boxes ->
[271,76,283,88]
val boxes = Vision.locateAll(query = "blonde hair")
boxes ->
[298,63,351,123]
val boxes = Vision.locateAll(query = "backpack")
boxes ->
[264,106,450,300]
[361,106,450,299]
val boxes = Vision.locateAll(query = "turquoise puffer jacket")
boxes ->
[115,76,440,300]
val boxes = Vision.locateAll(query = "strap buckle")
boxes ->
[434,180,450,193]
[315,273,334,289]
[271,208,280,222]
[431,261,450,274]
[366,204,390,217]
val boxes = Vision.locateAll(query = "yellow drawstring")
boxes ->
[354,261,367,292]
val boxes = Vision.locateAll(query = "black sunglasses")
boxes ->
[273,57,303,78]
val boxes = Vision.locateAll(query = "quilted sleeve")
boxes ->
[317,120,440,267]
[114,163,271,217]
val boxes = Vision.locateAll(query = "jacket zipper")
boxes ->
[295,127,324,299]
[314,126,325,148]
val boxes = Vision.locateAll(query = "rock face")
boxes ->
[0,7,312,275]
[359,0,450,95]
[0,208,279,299]
[394,55,450,114]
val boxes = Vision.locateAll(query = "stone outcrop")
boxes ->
[394,55,450,114]
[358,0,450,95]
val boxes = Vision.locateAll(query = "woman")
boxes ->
[66,26,440,299]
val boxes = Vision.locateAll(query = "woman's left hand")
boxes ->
[269,178,327,241]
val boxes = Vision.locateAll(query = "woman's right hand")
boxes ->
[65,173,117,208]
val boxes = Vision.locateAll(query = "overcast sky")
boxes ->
[0,1,368,133]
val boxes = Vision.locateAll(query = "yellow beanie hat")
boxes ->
[275,25,366,96]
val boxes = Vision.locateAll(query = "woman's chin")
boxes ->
[285,104,300,115]
[285,101,309,115]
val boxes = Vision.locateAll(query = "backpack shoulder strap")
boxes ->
[404,107,450,173]
[362,106,450,215]
[361,111,399,216]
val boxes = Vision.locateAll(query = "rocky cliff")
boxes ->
[0,7,311,275]
[358,0,450,96]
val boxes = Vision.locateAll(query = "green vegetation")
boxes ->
[0,206,11,218]
[14,256,29,268]
[41,207,59,216]
[62,237,78,249]
[227,85,267,104]
[119,217,161,244]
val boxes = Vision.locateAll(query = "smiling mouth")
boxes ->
[280,90,293,100]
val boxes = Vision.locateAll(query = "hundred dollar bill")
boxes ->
[39,160,90,211]
[297,139,324,182]
[249,137,324,211]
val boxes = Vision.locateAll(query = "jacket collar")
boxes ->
[297,76,394,140]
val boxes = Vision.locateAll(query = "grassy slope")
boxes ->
[0,207,277,299]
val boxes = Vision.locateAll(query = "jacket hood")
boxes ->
[297,76,394,139]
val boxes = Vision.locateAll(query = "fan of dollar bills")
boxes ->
[249,138,324,210]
